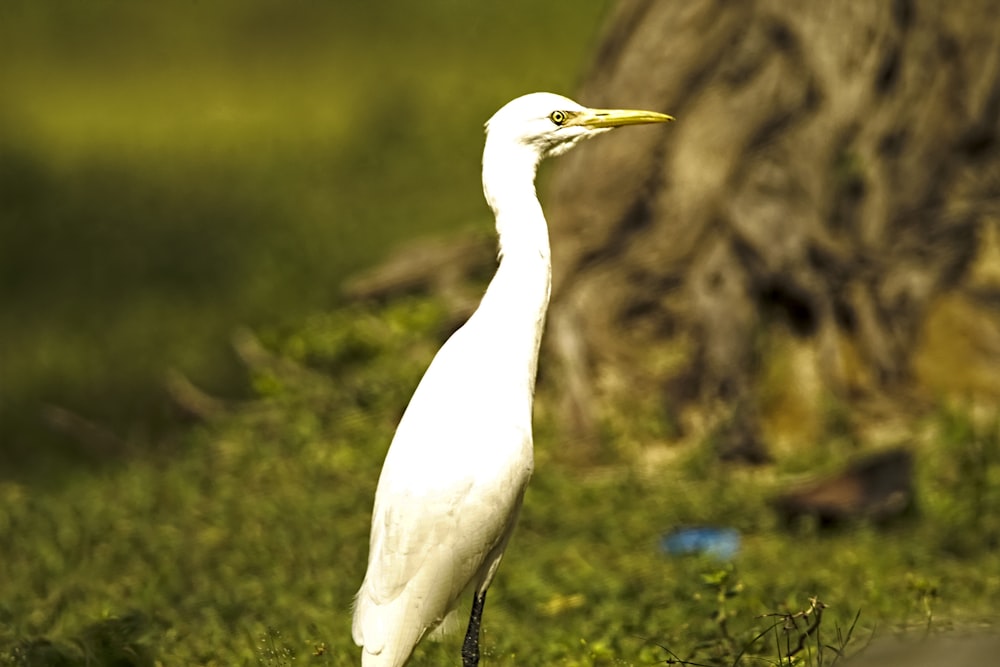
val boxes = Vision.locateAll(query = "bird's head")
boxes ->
[484,92,673,159]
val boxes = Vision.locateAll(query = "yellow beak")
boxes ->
[572,107,674,128]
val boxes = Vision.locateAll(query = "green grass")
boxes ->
[1,297,997,666]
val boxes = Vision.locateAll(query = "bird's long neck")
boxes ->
[475,139,552,396]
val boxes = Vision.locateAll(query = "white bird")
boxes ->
[352,92,673,667]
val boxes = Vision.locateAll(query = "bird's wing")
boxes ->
[353,325,534,659]
[354,416,531,651]
[365,412,530,597]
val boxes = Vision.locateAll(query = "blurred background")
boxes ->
[0,0,612,475]
[2,2,999,665]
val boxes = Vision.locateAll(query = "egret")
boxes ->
[352,92,673,667]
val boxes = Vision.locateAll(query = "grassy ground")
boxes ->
[1,297,997,666]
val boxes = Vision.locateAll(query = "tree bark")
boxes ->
[544,0,1000,460]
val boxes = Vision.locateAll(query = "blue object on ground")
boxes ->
[661,527,740,559]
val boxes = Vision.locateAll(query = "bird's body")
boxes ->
[353,92,672,667]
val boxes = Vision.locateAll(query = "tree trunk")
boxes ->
[545,0,1000,461]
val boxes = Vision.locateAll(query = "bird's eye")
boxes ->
[549,110,567,126]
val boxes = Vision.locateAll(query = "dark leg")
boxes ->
[461,591,487,666]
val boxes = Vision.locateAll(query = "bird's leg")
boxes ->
[461,591,487,666]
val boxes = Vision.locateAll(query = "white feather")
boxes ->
[352,92,671,667]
